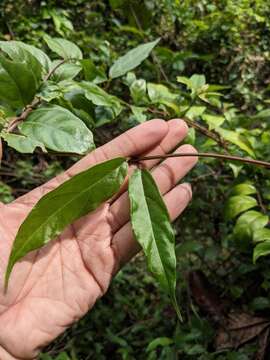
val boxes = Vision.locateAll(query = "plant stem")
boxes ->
[130,152,270,169]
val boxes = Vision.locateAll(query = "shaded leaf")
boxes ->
[129,169,181,319]
[81,59,107,84]
[109,38,160,79]
[19,105,94,154]
[0,55,40,109]
[5,158,128,288]
[146,337,173,352]
[81,82,123,117]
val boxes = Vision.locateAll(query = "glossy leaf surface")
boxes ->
[5,157,128,288]
[19,105,94,154]
[128,169,181,319]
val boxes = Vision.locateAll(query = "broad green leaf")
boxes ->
[253,241,270,263]
[231,183,257,196]
[1,133,46,154]
[51,60,82,81]
[81,82,123,117]
[201,114,225,130]
[0,55,40,109]
[177,74,206,93]
[225,195,257,220]
[216,128,255,157]
[234,210,268,250]
[109,38,160,79]
[130,106,147,123]
[19,105,95,154]
[129,169,181,319]
[185,106,206,120]
[0,42,43,81]
[190,74,206,90]
[0,40,51,72]
[44,35,82,60]
[5,157,128,288]
[253,228,270,243]
[147,83,178,104]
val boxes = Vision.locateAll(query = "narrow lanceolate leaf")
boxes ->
[109,38,160,79]
[5,158,128,289]
[128,169,181,320]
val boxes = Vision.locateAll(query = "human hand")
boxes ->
[0,119,197,359]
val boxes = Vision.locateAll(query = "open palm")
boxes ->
[0,119,197,359]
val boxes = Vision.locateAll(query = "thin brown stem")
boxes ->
[130,152,270,169]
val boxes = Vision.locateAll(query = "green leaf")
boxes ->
[177,74,206,93]
[147,83,178,104]
[109,38,160,79]
[146,337,173,352]
[0,41,43,81]
[130,106,147,123]
[231,183,257,196]
[81,59,107,84]
[185,106,206,120]
[5,158,128,289]
[51,60,82,81]
[130,79,147,104]
[0,40,51,72]
[44,35,82,60]
[234,210,268,250]
[0,55,40,109]
[216,128,255,157]
[19,105,95,154]
[1,133,46,154]
[81,82,123,117]
[225,195,257,220]
[128,169,181,319]
[201,114,225,130]
[253,228,270,243]
[253,241,270,263]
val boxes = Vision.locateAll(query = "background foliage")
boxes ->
[0,0,270,359]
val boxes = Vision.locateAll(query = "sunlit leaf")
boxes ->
[129,169,181,319]
[225,195,257,220]
[5,158,128,288]
[44,34,82,60]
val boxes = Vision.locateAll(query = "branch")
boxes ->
[130,152,270,169]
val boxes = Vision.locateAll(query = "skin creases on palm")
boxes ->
[0,187,119,359]
[0,119,198,359]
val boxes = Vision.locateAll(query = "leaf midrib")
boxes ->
[10,164,122,261]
